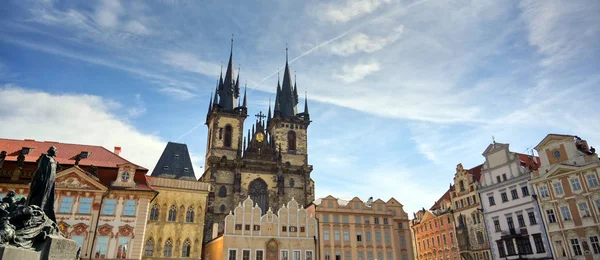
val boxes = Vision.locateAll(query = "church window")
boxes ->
[168,205,177,222]
[124,200,136,216]
[224,125,233,147]
[186,206,194,223]
[220,205,226,213]
[219,186,228,197]
[219,128,223,139]
[149,204,159,221]
[289,178,295,187]
[163,238,173,257]
[287,131,297,151]
[144,239,154,257]
[182,239,191,257]
[249,179,269,214]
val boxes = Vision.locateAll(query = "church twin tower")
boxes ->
[200,41,314,241]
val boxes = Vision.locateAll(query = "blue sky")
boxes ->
[1,0,599,215]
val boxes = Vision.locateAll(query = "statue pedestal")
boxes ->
[0,245,40,259]
[0,235,79,260]
[37,235,79,260]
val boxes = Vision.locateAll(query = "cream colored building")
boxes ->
[203,197,318,260]
[532,134,600,259]
[142,177,211,259]
[314,196,413,260]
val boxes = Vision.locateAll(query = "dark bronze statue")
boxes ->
[27,146,59,222]
[0,146,61,249]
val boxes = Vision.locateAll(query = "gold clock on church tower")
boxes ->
[256,132,265,143]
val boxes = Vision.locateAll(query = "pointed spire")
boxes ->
[304,91,309,121]
[218,37,237,110]
[208,92,213,114]
[267,98,272,123]
[213,81,219,106]
[274,72,281,113]
[247,129,251,144]
[279,46,297,117]
[243,136,247,151]
[242,83,248,107]
[293,72,299,105]
[235,67,240,98]
[252,124,255,135]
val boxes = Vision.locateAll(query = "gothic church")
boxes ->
[201,42,314,242]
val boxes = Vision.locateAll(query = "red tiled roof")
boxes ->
[0,138,154,192]
[516,153,540,170]
[430,187,452,210]
[0,138,146,170]
[468,164,483,182]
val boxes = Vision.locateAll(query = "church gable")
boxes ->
[56,167,107,191]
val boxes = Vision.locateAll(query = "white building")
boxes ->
[477,142,553,259]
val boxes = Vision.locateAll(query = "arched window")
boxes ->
[181,239,191,257]
[144,239,154,257]
[287,131,296,151]
[224,125,233,147]
[219,205,226,213]
[289,178,295,187]
[249,178,268,214]
[168,205,177,222]
[459,180,465,192]
[186,206,194,223]
[163,238,173,257]
[218,186,227,197]
[149,204,159,221]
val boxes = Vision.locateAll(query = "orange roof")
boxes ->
[468,164,483,182]
[0,138,146,170]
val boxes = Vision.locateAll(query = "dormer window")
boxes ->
[164,166,169,170]
[184,168,189,173]
[21,147,31,155]
[80,151,90,159]
[121,172,130,182]
[175,154,180,159]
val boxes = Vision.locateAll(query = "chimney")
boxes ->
[114,146,122,156]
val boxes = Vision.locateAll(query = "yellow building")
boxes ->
[532,134,600,259]
[314,196,414,260]
[142,142,211,259]
[203,197,318,260]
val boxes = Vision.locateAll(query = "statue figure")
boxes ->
[16,153,25,168]
[0,151,7,168]
[277,174,285,196]
[26,146,59,222]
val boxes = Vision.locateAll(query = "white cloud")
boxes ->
[127,94,147,118]
[333,61,381,83]
[95,0,122,29]
[323,0,394,23]
[159,87,197,100]
[124,20,151,36]
[161,51,219,77]
[329,26,404,56]
[0,85,167,173]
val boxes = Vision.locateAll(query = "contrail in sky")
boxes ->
[175,0,433,142]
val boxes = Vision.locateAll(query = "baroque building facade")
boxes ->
[143,142,211,259]
[411,190,460,260]
[313,196,413,260]
[477,142,553,259]
[531,134,600,259]
[200,44,314,243]
[0,138,157,259]
[449,163,491,260]
[203,197,318,260]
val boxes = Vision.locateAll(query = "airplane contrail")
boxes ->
[174,0,433,142]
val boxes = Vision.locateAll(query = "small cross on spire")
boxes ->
[255,111,266,120]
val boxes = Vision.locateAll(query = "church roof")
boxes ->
[151,142,196,180]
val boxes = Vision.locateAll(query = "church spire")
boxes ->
[208,92,213,114]
[304,91,310,121]
[274,72,281,114]
[267,98,272,125]
[213,80,219,106]
[278,46,297,117]
[242,83,248,107]
[293,72,299,105]
[218,36,237,110]
[235,67,240,98]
